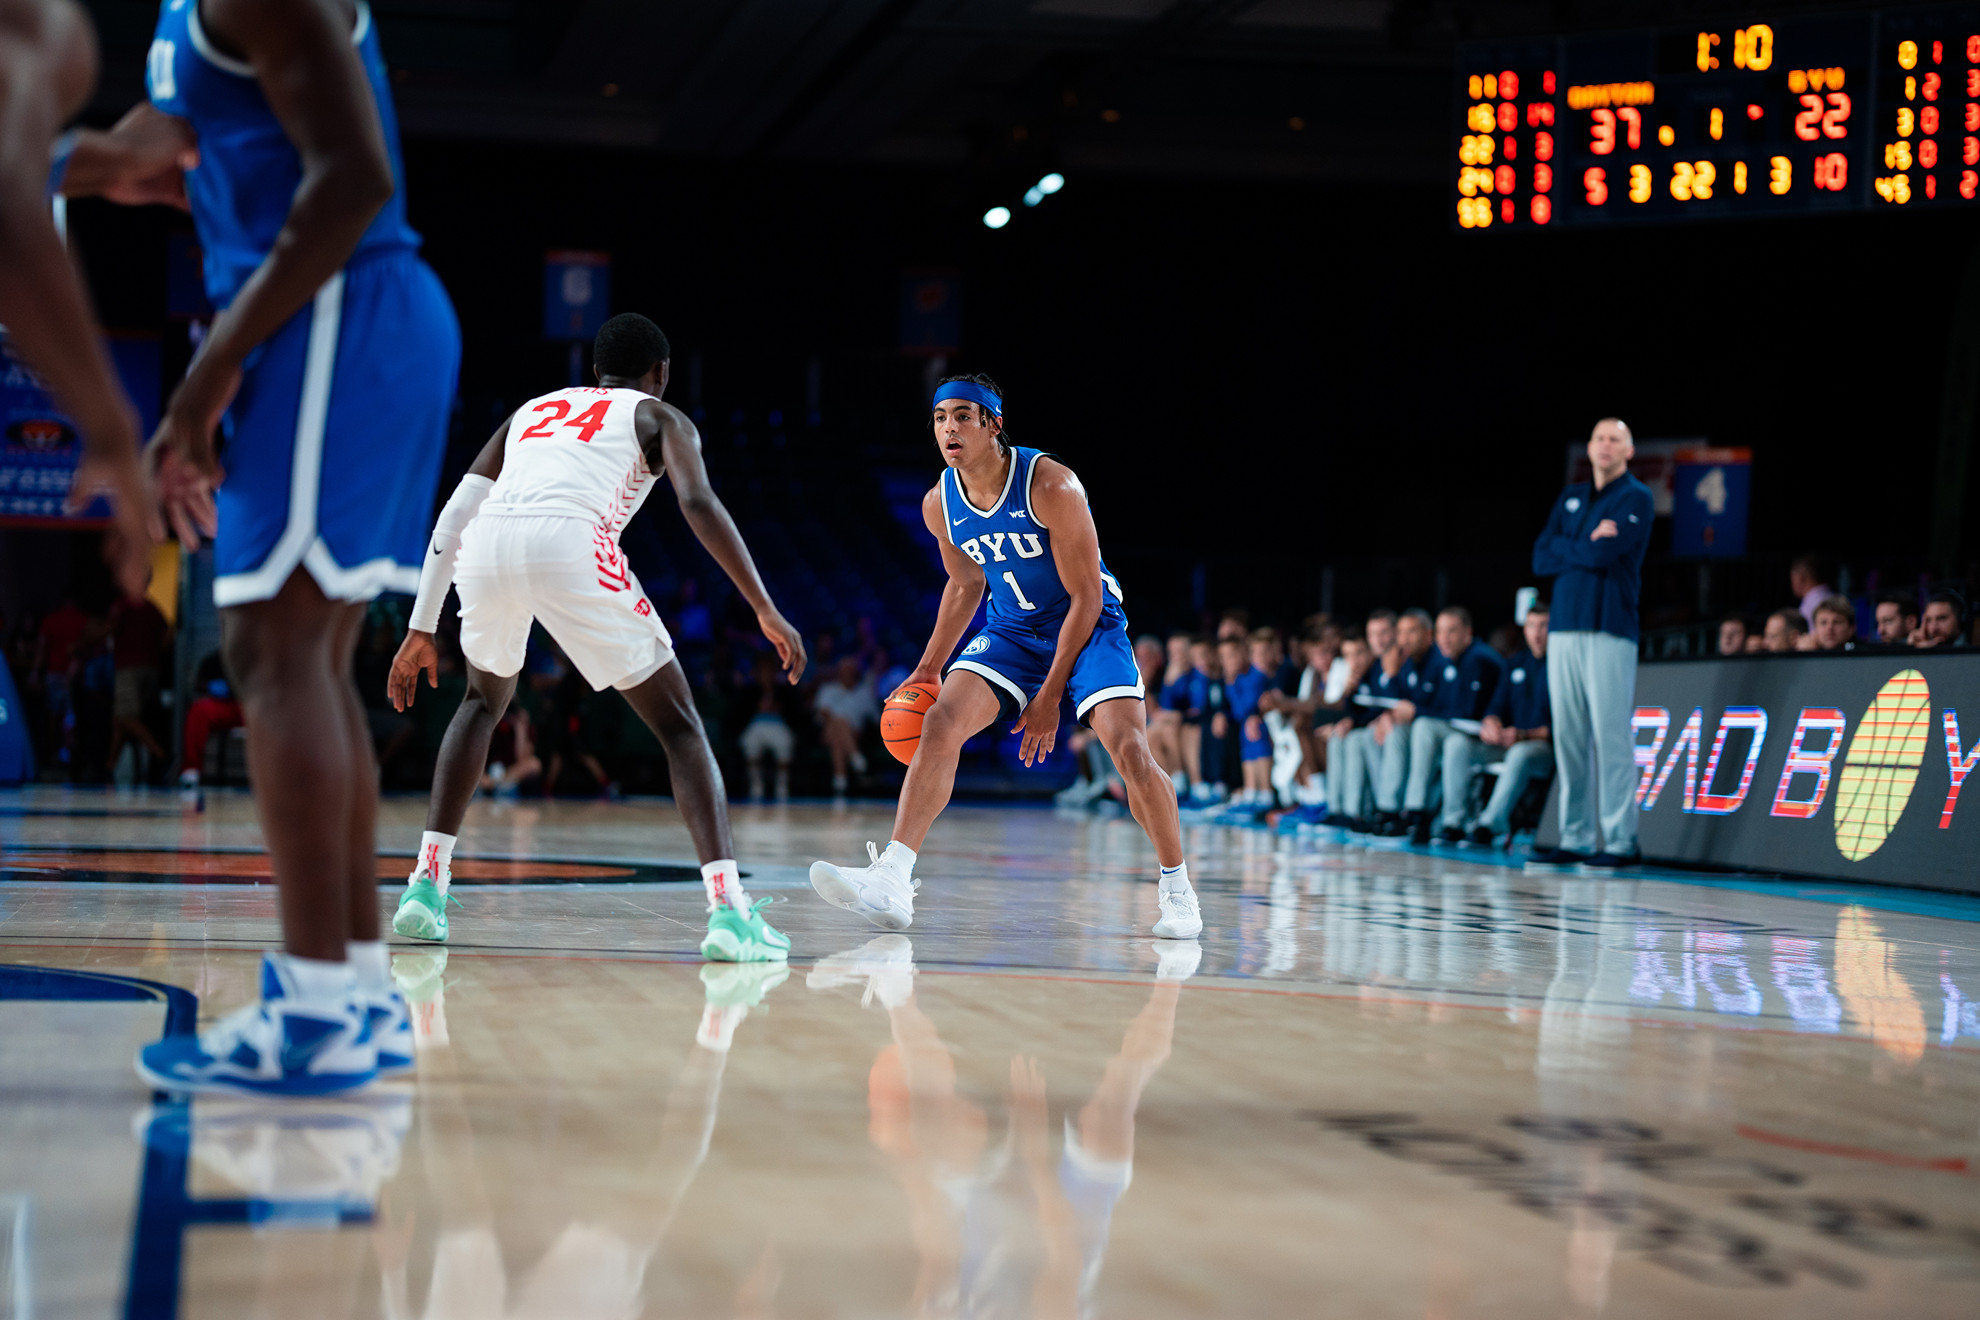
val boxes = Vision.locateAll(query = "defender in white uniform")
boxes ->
[387,314,806,961]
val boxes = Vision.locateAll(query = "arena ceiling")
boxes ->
[82,1,1882,183]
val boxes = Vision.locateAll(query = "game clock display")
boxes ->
[1455,3,1980,229]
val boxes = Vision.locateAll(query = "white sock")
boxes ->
[882,841,917,874]
[347,940,392,994]
[1159,862,1191,894]
[419,831,457,893]
[701,859,750,911]
[271,952,354,1009]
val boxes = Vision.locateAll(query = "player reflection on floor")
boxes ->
[809,936,1195,1318]
[372,955,786,1320]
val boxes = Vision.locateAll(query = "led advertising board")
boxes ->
[1542,653,1980,892]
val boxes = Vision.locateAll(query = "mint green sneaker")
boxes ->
[699,898,791,962]
[393,877,459,943]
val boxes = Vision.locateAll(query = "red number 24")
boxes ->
[517,398,613,443]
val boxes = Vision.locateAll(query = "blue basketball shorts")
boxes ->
[946,607,1144,728]
[212,250,460,608]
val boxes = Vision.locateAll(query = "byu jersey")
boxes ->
[146,0,423,307]
[940,446,1122,628]
[483,387,658,536]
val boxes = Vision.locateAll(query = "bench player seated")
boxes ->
[388,314,805,962]
[808,375,1202,940]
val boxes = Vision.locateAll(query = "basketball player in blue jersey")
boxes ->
[116,0,459,1097]
[809,376,1202,940]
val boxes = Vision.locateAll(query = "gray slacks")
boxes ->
[1546,631,1639,855]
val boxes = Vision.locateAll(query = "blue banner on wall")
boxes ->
[0,333,159,525]
[543,251,610,341]
[1671,446,1751,558]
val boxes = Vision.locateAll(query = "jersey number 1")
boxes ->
[1002,572,1038,611]
[519,398,612,443]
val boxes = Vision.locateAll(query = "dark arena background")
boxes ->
[3,3,1980,1318]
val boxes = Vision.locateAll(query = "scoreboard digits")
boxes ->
[1455,2,1980,228]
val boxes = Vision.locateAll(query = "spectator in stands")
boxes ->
[481,704,541,797]
[1717,615,1750,656]
[178,653,243,789]
[1219,633,1272,813]
[35,596,87,769]
[1874,595,1918,646]
[1911,590,1967,648]
[1261,624,1343,814]
[738,650,798,801]
[815,655,879,796]
[1216,609,1250,642]
[1469,601,1552,845]
[1400,605,1505,844]
[1369,608,1436,835]
[1151,633,1192,795]
[1790,555,1836,631]
[1804,596,1856,652]
[1181,636,1220,803]
[672,576,714,648]
[1762,608,1807,652]
[1530,415,1653,867]
[1325,610,1398,828]
[106,590,169,780]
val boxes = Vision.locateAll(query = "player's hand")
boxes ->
[1013,688,1062,766]
[88,106,199,209]
[67,432,162,600]
[1391,700,1415,724]
[901,666,943,695]
[389,631,440,712]
[146,354,237,547]
[1480,715,1505,747]
[1590,518,1619,541]
[1243,715,1262,741]
[757,608,806,683]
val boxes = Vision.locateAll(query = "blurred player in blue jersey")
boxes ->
[109,0,459,1096]
[809,375,1202,940]
[0,0,197,595]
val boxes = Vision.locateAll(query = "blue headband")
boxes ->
[932,381,1002,416]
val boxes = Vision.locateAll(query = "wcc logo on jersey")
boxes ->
[1626,662,1980,886]
[956,530,1045,566]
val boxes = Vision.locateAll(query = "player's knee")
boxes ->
[921,699,971,747]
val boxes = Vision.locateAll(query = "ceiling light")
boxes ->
[983,206,1012,229]
[1037,173,1064,194]
[1023,187,1044,207]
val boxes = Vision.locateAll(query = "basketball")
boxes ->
[881,682,943,765]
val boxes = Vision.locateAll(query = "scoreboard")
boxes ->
[1454,3,1980,229]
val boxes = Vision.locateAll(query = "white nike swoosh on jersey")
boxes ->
[953,517,967,525]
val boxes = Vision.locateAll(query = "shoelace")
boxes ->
[1161,889,1199,914]
[861,843,920,893]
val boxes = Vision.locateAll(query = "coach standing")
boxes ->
[1530,418,1653,867]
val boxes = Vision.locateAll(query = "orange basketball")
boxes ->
[881,682,943,765]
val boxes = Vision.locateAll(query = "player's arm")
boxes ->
[0,2,157,595]
[907,485,987,691]
[389,416,508,711]
[645,399,806,682]
[58,102,197,208]
[1016,458,1104,767]
[148,0,395,532]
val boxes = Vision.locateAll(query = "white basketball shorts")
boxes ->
[455,514,674,692]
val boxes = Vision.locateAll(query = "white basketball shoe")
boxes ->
[1153,886,1204,939]
[809,842,919,931]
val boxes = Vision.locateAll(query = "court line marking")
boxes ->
[1734,1124,1973,1175]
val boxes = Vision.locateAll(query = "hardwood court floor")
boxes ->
[3,785,1979,1319]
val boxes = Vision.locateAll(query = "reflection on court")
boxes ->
[2,790,1978,1318]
